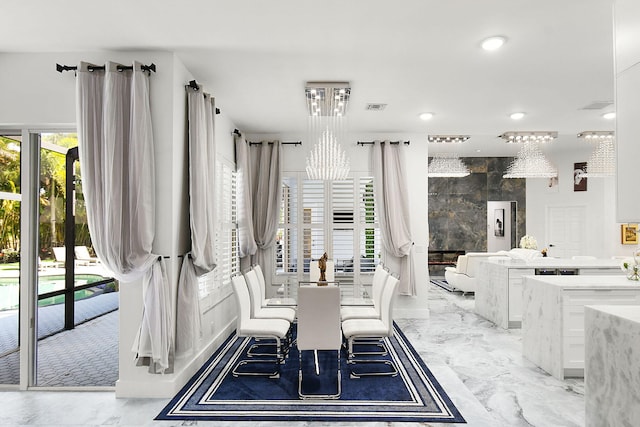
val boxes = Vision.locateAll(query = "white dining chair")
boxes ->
[244,268,296,323]
[341,274,399,378]
[297,284,342,399]
[340,264,389,321]
[230,274,291,378]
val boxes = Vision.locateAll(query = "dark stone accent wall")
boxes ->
[428,157,526,269]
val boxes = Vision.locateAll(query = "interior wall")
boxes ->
[428,157,526,253]
[526,141,628,258]
[0,51,237,398]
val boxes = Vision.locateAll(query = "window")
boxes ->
[277,172,381,286]
[199,160,238,310]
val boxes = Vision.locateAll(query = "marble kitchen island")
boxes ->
[521,275,640,380]
[584,305,640,427]
[475,258,624,329]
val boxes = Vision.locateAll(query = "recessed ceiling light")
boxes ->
[602,112,616,120]
[482,36,507,51]
[419,112,434,121]
[510,112,525,120]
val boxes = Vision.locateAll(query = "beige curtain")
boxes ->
[372,141,416,296]
[76,61,173,373]
[235,135,282,272]
[176,87,217,357]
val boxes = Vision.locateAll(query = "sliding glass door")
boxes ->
[0,128,118,389]
[0,133,22,385]
[35,133,118,387]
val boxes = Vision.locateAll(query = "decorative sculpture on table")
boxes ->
[318,252,328,285]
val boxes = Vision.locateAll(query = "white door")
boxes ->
[546,206,586,258]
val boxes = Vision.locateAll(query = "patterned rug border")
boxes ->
[156,323,466,423]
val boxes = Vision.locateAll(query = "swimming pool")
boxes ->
[0,274,112,310]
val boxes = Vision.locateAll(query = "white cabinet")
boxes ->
[522,276,640,380]
[507,269,534,325]
[616,64,640,221]
[562,290,640,371]
[476,259,624,329]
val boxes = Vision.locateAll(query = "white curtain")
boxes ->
[76,61,173,373]
[176,88,217,356]
[235,135,282,271]
[235,134,257,262]
[372,141,416,296]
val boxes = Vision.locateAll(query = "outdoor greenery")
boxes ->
[0,133,93,263]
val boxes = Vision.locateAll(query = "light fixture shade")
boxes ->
[503,141,558,178]
[428,135,470,143]
[499,131,557,143]
[305,82,351,180]
[305,82,350,117]
[578,131,615,177]
[428,153,470,177]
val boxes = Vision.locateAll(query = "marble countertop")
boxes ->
[486,258,622,268]
[586,304,640,322]
[527,275,640,289]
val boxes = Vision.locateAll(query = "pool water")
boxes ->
[0,274,110,310]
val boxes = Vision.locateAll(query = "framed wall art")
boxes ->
[621,223,639,245]
[574,162,587,192]
[494,208,505,237]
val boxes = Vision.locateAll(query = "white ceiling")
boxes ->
[1,0,615,156]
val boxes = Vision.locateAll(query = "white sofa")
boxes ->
[445,248,544,293]
[444,252,499,294]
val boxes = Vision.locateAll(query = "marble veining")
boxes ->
[0,283,588,426]
[585,305,640,427]
[477,261,628,331]
[475,261,511,328]
[522,276,565,379]
[523,275,640,381]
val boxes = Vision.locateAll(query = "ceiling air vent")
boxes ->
[366,103,387,111]
[580,100,613,110]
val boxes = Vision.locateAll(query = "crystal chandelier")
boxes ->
[305,82,351,180]
[428,153,471,177]
[500,132,558,178]
[306,128,350,180]
[578,131,615,177]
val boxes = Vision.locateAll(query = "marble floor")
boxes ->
[0,282,585,426]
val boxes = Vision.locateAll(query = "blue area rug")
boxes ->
[157,323,465,423]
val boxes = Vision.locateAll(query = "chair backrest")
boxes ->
[455,255,468,274]
[379,274,400,337]
[253,264,267,302]
[371,264,389,310]
[74,246,92,260]
[309,259,335,282]
[52,247,65,262]
[243,268,263,316]
[297,285,341,351]
[231,274,252,331]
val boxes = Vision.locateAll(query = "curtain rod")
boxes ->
[56,63,156,73]
[185,80,221,114]
[357,140,410,146]
[233,129,301,145]
[248,141,302,146]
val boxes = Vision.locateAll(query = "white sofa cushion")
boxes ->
[444,252,499,293]
[497,248,543,261]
